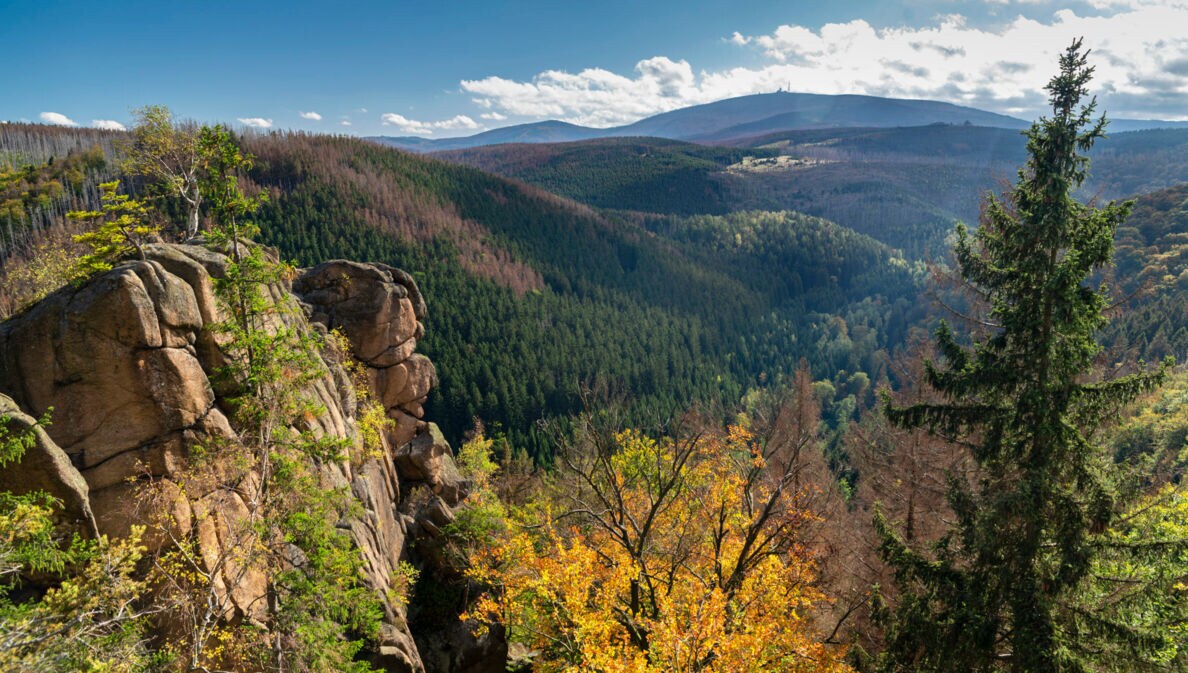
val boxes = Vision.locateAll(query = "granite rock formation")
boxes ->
[0,243,497,672]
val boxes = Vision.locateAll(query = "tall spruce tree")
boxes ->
[876,40,1169,673]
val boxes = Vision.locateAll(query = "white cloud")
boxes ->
[462,55,703,127]
[480,111,507,121]
[92,119,126,131]
[1084,0,1186,9]
[381,112,481,136]
[299,111,322,120]
[340,120,352,127]
[435,114,480,130]
[237,117,273,128]
[39,111,78,127]
[460,5,1188,125]
[381,113,430,135]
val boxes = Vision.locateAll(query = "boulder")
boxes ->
[395,424,468,506]
[294,261,421,366]
[295,262,434,449]
[0,394,97,537]
[0,258,226,482]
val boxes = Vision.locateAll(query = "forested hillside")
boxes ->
[0,125,118,260]
[237,132,921,458]
[6,120,1188,469]
[1,126,913,461]
[1102,182,1188,362]
[432,137,777,215]
[434,125,1188,259]
[6,120,1188,465]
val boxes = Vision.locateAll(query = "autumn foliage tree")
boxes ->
[466,373,851,673]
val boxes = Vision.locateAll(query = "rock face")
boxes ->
[0,244,491,672]
[294,260,436,449]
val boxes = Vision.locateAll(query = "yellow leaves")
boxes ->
[727,423,755,447]
[469,425,852,672]
[66,180,161,281]
[326,327,392,462]
[457,431,500,489]
[0,524,151,671]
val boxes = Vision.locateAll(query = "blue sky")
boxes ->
[3,0,1186,136]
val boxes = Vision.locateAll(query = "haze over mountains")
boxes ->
[370,91,1188,152]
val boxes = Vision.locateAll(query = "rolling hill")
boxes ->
[6,120,1186,459]
[373,90,1188,153]
[617,92,1028,140]
[239,132,924,455]
[373,120,606,153]
[0,124,924,459]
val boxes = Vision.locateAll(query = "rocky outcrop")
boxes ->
[0,251,234,494]
[294,260,435,449]
[0,243,489,672]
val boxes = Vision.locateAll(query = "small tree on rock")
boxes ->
[66,180,159,280]
[121,105,203,238]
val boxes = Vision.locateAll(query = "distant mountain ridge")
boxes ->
[1104,119,1188,133]
[370,91,1031,151]
[429,123,1188,260]
[369,91,1188,152]
[616,92,1028,140]
[377,120,607,152]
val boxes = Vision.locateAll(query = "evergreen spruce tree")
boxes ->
[877,40,1169,673]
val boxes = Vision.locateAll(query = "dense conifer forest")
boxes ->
[235,133,923,460]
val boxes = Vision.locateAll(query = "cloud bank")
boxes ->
[380,112,481,136]
[92,119,126,131]
[461,3,1188,126]
[39,111,78,127]
[238,117,273,128]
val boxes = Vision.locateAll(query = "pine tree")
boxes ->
[66,180,159,280]
[876,40,1169,673]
